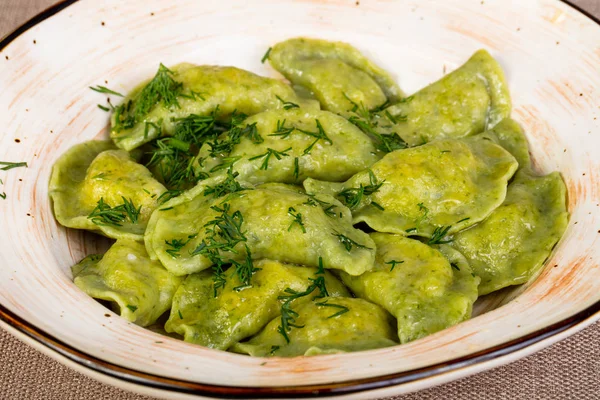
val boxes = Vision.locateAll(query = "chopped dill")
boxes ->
[248,147,292,170]
[261,47,272,63]
[89,85,124,97]
[276,95,300,110]
[336,170,383,210]
[277,257,329,343]
[385,259,404,272]
[428,226,453,245]
[287,207,306,233]
[316,300,349,319]
[333,232,372,252]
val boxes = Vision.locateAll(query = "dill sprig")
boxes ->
[165,234,197,258]
[277,257,329,343]
[89,85,124,97]
[87,197,141,227]
[0,161,27,171]
[343,93,407,152]
[113,64,184,131]
[333,232,372,252]
[157,189,182,204]
[296,119,332,155]
[269,119,295,139]
[276,95,300,110]
[190,203,257,296]
[248,147,292,170]
[211,263,227,298]
[231,246,260,292]
[261,47,272,63]
[427,226,453,245]
[303,195,337,218]
[206,120,262,158]
[336,170,383,210]
[287,207,306,233]
[210,156,242,173]
[145,110,221,190]
[293,157,300,181]
[203,169,246,198]
[385,259,404,272]
[134,64,183,118]
[405,202,430,232]
[315,300,349,319]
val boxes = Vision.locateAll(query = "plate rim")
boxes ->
[0,0,598,397]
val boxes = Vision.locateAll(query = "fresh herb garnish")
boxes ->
[405,228,417,233]
[428,225,453,245]
[113,64,184,131]
[261,47,272,63]
[303,195,337,218]
[231,247,260,292]
[457,217,470,223]
[178,310,183,319]
[277,257,329,343]
[297,119,332,155]
[97,104,110,112]
[371,201,385,211]
[90,85,124,97]
[206,119,262,158]
[333,232,372,252]
[210,156,242,173]
[287,207,306,233]
[0,193,6,200]
[451,263,460,271]
[414,202,429,229]
[343,93,407,152]
[276,95,300,110]
[269,119,295,139]
[336,170,383,210]
[165,234,197,258]
[293,157,300,180]
[0,161,27,171]
[203,169,246,198]
[248,147,292,170]
[190,203,257,296]
[385,259,404,272]
[157,189,182,204]
[269,345,280,355]
[126,305,138,312]
[316,300,349,319]
[87,197,141,227]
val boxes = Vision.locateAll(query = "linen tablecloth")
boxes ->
[1,1,598,398]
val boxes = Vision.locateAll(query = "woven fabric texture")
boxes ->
[0,1,599,399]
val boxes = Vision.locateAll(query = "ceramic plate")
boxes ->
[0,0,599,398]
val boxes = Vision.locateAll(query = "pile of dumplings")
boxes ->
[49,38,568,357]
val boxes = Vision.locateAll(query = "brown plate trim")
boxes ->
[0,0,598,398]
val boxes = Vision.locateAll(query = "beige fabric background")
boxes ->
[1,0,599,399]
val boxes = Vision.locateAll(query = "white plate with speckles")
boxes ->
[0,0,599,398]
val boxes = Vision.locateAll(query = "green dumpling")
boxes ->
[145,181,375,276]
[72,239,183,326]
[49,141,166,241]
[451,170,568,295]
[268,38,402,115]
[195,108,381,183]
[304,135,518,238]
[110,63,318,151]
[382,50,511,146]
[232,297,398,357]
[486,118,531,169]
[165,259,350,350]
[339,234,479,343]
